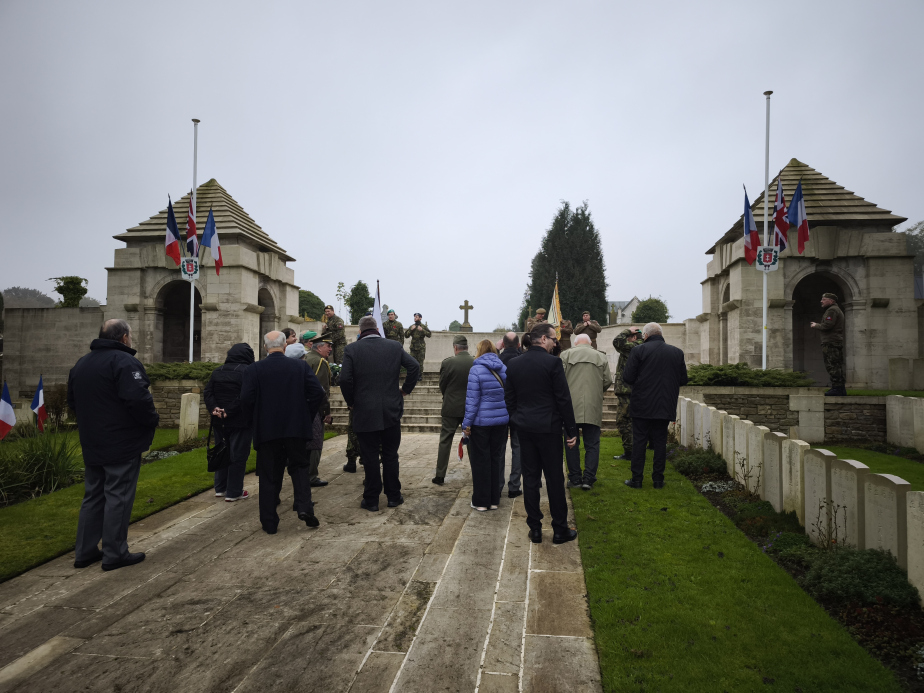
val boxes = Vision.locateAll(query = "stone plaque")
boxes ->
[830,459,869,549]
[782,439,810,526]
[761,431,787,513]
[803,449,836,546]
[864,473,912,568]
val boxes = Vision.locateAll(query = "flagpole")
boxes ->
[189,118,200,363]
[761,91,772,370]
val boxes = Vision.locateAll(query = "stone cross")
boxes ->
[459,300,474,333]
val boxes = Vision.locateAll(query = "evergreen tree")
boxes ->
[523,202,608,326]
[298,289,326,319]
[448,320,462,332]
[2,286,56,308]
[49,277,88,308]
[345,281,374,324]
[631,297,670,324]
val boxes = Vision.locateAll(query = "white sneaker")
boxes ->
[470,502,487,512]
[489,505,499,510]
[225,490,250,502]
[215,491,226,497]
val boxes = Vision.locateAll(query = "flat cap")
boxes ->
[536,308,546,315]
[822,293,839,302]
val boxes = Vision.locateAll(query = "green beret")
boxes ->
[301,330,317,341]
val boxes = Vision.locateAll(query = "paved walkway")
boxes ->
[0,433,601,693]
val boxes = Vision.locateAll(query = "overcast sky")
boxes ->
[2,0,922,330]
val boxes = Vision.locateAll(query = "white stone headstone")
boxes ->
[723,414,739,477]
[906,491,924,602]
[746,425,769,495]
[178,392,200,446]
[830,458,869,549]
[898,397,917,449]
[761,431,787,513]
[733,419,753,486]
[692,403,704,449]
[782,439,810,526]
[864,473,912,568]
[912,398,924,455]
[803,449,836,546]
[709,408,723,455]
[679,398,692,447]
[700,406,715,451]
[886,395,904,446]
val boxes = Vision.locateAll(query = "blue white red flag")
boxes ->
[743,188,759,265]
[186,195,198,257]
[201,208,223,275]
[165,197,182,266]
[773,176,790,253]
[31,376,46,432]
[787,180,810,254]
[0,381,15,440]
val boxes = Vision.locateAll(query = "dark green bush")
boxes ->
[670,448,727,477]
[0,428,82,505]
[801,548,920,608]
[763,531,815,569]
[143,362,222,382]
[733,502,803,538]
[686,363,814,387]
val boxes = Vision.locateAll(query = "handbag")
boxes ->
[206,419,232,472]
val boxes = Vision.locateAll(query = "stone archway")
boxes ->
[156,281,202,362]
[257,287,276,359]
[791,271,851,385]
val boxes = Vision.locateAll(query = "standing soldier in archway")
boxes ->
[811,292,846,396]
[323,305,346,364]
[612,327,642,460]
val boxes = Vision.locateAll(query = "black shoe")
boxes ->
[431,477,444,485]
[310,478,329,487]
[528,529,543,544]
[263,526,278,535]
[74,549,103,569]
[624,479,642,489]
[618,454,632,460]
[343,461,357,473]
[360,498,379,512]
[101,552,146,571]
[566,479,582,488]
[387,495,404,508]
[653,481,665,489]
[553,529,578,545]
[508,489,522,498]
[581,483,593,491]
[298,511,320,527]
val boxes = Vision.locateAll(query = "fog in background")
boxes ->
[2,0,922,330]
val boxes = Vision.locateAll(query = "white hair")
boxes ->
[573,334,591,345]
[642,322,662,338]
[264,331,286,350]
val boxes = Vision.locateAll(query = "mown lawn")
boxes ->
[0,429,339,582]
[847,390,924,397]
[819,444,924,491]
[570,437,901,692]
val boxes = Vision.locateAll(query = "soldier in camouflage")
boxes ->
[612,327,643,459]
[383,309,405,345]
[524,308,547,334]
[323,305,346,365]
[343,408,362,472]
[811,292,846,396]
[405,313,431,380]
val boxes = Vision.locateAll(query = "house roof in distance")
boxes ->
[114,179,294,262]
[706,158,907,254]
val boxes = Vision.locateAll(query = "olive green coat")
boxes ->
[560,343,612,426]
[438,351,474,417]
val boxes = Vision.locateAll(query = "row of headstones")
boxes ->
[676,397,924,599]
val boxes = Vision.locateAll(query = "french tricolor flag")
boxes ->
[31,376,47,432]
[787,180,810,254]
[773,176,790,253]
[743,188,760,265]
[165,197,182,266]
[201,208,223,275]
[0,381,16,441]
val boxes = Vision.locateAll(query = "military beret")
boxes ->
[324,304,334,311]
[301,330,317,341]
[387,309,396,315]
[414,312,422,318]
[536,308,547,315]
[452,335,468,346]
[822,293,838,302]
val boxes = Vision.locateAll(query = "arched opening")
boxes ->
[258,288,276,359]
[157,281,202,362]
[791,271,850,385]
[720,284,730,365]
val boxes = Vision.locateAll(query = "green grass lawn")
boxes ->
[819,445,924,491]
[570,437,901,692]
[0,429,340,582]
[847,389,924,397]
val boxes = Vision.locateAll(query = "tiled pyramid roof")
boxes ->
[115,179,294,261]
[706,159,907,254]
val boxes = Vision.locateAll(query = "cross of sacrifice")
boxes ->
[459,300,474,325]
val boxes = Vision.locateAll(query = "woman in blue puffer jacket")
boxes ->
[462,340,509,511]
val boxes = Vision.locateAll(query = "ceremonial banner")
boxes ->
[548,280,562,339]
[373,280,385,337]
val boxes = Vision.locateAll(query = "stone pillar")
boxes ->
[804,449,836,546]
[746,425,769,495]
[724,415,740,478]
[782,439,810,526]
[906,492,924,602]
[761,431,787,513]
[179,392,200,445]
[864,473,912,568]
[830,458,869,549]
[710,409,725,456]
[733,419,752,486]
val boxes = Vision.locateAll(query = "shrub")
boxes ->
[0,428,82,505]
[763,531,814,569]
[686,363,814,387]
[801,548,920,608]
[44,383,72,427]
[733,501,803,538]
[143,362,222,382]
[670,448,727,478]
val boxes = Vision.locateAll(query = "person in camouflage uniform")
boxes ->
[383,309,405,345]
[524,308,547,334]
[811,292,846,396]
[612,327,643,459]
[323,305,346,365]
[343,408,362,472]
[404,313,431,380]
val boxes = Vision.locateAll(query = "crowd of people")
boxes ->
[65,310,690,570]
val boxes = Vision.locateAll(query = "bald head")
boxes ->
[503,331,520,349]
[264,331,286,352]
[573,334,591,346]
[99,318,131,346]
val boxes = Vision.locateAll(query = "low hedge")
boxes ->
[686,362,814,387]
[143,362,222,382]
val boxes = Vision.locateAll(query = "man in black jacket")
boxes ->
[204,343,255,502]
[241,331,325,534]
[504,323,578,545]
[340,316,420,511]
[68,319,159,571]
[622,322,688,489]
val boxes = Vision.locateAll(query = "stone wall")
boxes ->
[700,393,796,432]
[825,401,888,443]
[151,380,209,429]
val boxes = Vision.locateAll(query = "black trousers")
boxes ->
[257,438,314,531]
[75,456,141,564]
[630,418,670,484]
[468,424,506,508]
[519,431,569,533]
[357,424,402,505]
